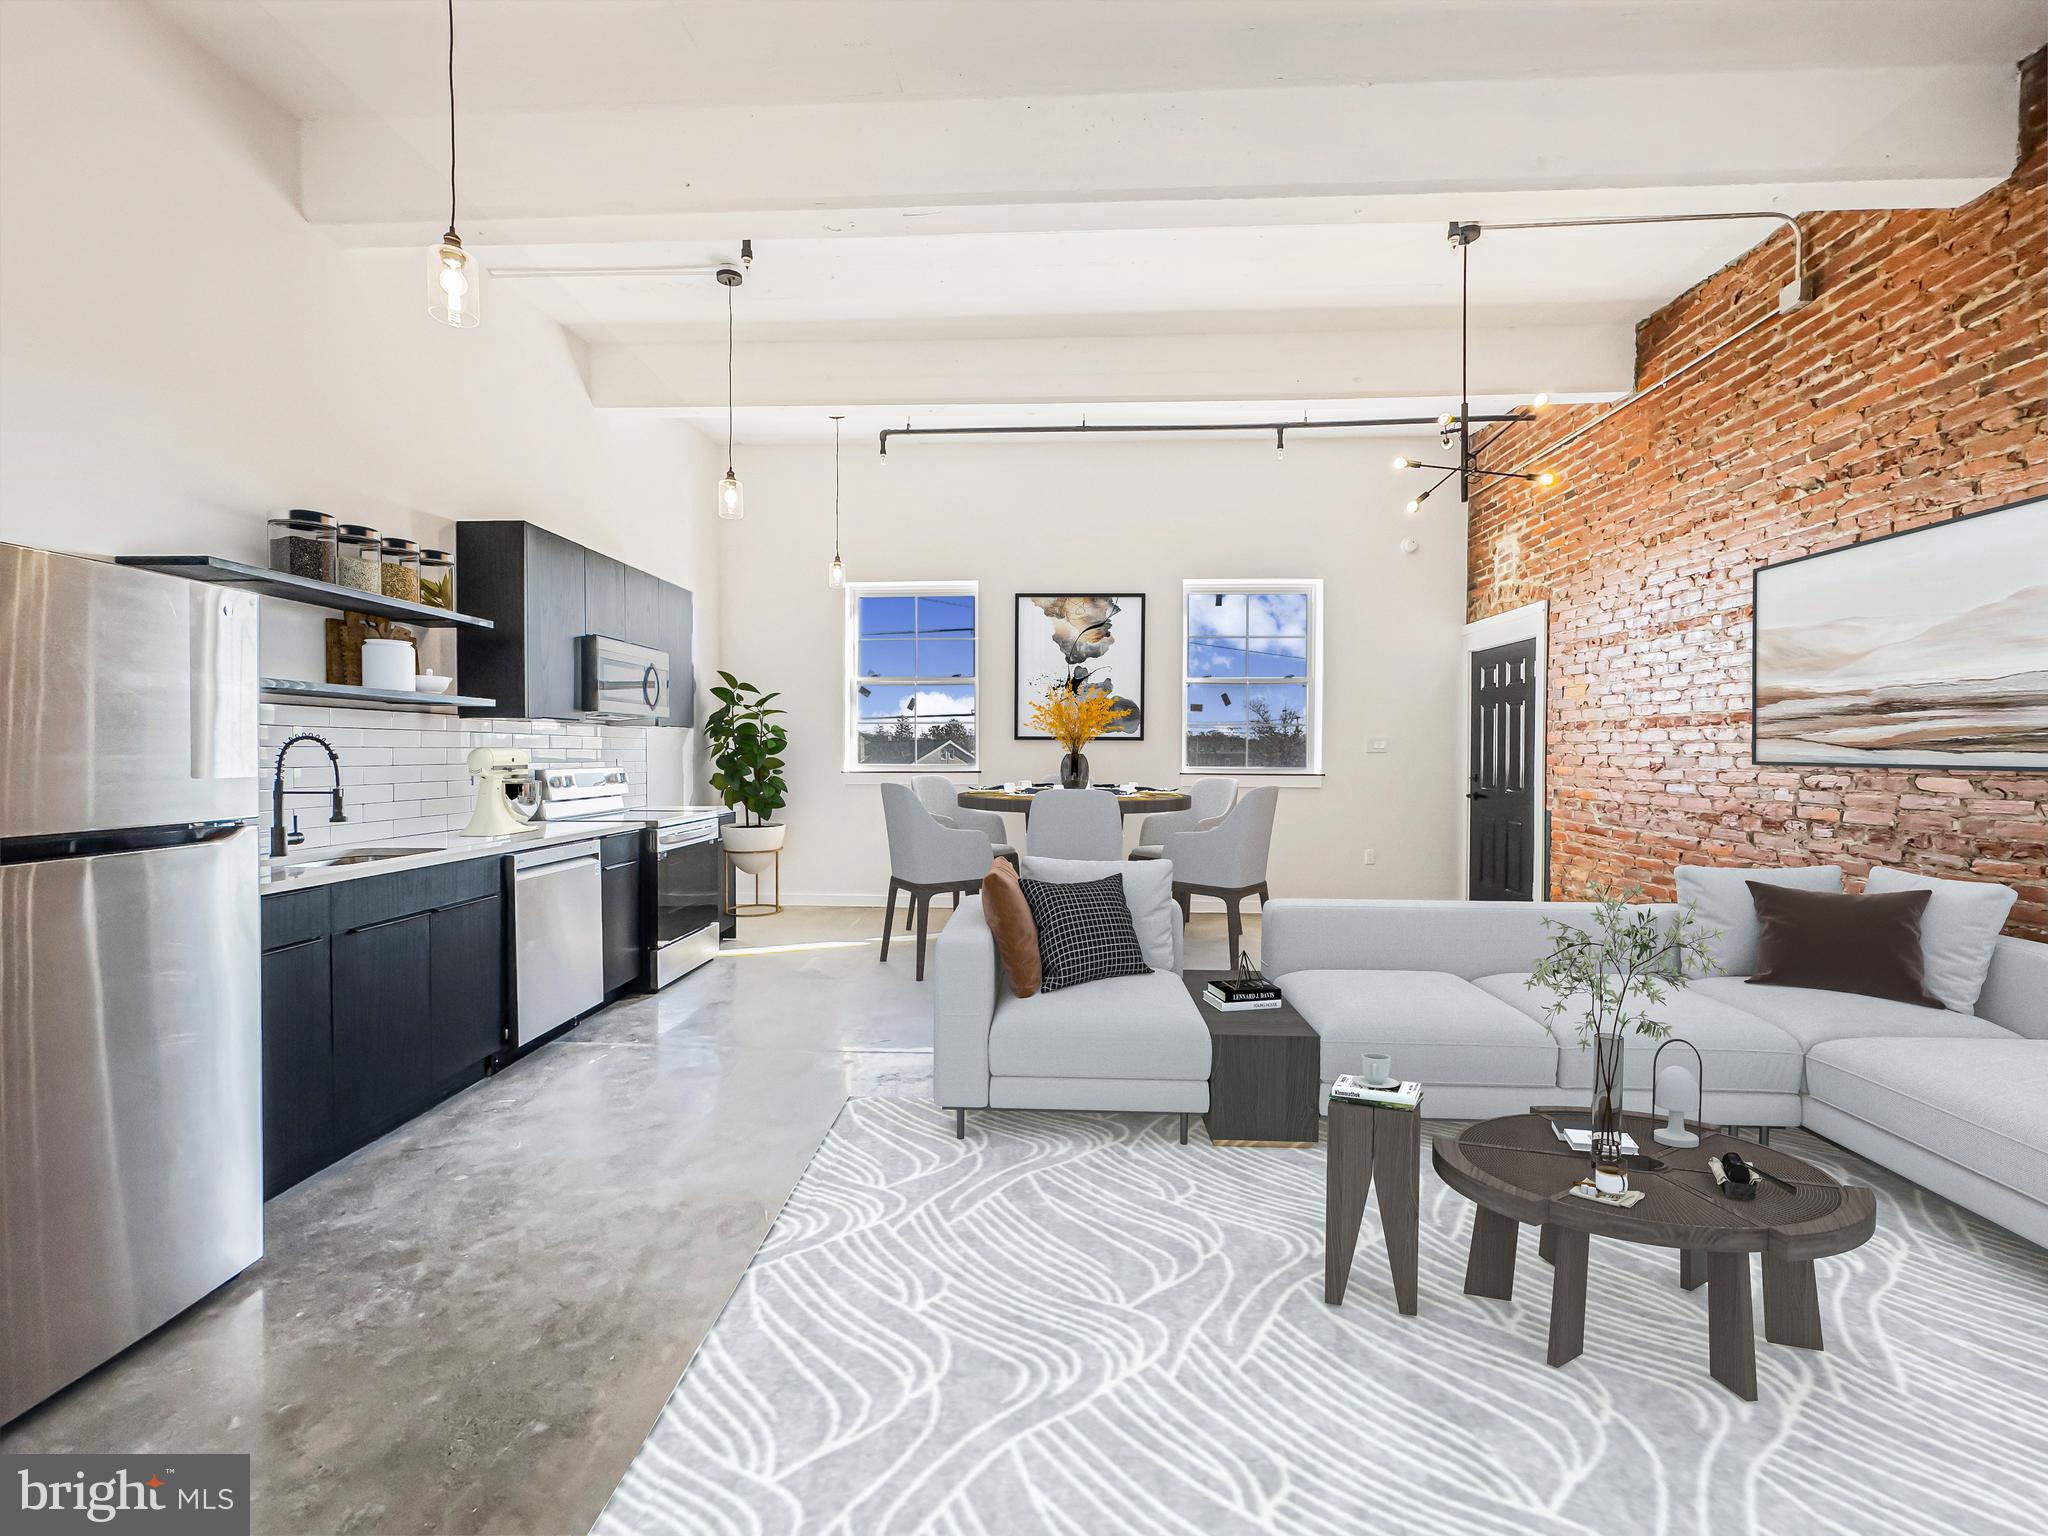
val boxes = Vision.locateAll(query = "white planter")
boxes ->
[722,822,785,875]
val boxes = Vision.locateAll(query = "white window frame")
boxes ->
[843,580,981,773]
[1180,578,1324,776]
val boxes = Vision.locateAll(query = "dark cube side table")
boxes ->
[1183,970,1320,1147]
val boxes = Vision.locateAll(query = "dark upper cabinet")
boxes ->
[457,519,690,724]
[261,937,333,1199]
[659,581,695,727]
[584,550,626,640]
[624,566,663,650]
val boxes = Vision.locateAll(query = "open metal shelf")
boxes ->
[116,554,494,631]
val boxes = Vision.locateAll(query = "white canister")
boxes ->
[360,637,416,692]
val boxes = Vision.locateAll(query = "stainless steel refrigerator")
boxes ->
[1,543,264,1425]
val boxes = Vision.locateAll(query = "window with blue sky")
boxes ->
[848,585,978,768]
[1183,583,1320,771]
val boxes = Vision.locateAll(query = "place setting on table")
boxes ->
[955,783,1192,815]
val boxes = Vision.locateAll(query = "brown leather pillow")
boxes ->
[981,858,1041,998]
[1745,881,1942,1007]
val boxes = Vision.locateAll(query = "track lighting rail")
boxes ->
[877,412,1528,455]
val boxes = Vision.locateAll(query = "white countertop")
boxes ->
[261,818,649,892]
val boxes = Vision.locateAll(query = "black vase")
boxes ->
[1059,751,1090,789]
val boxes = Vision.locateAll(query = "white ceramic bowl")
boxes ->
[414,673,455,695]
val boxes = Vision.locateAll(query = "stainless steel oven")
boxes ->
[651,819,723,987]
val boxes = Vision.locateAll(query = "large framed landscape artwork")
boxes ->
[1753,497,2048,770]
[1014,594,1146,739]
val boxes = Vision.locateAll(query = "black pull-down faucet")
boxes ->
[271,732,347,857]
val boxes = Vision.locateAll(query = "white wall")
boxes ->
[0,0,721,803]
[714,433,1468,904]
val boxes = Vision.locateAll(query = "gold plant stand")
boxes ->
[723,847,783,917]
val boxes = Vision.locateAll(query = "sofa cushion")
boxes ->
[1023,855,1177,971]
[1805,1037,2048,1206]
[1689,976,2018,1051]
[1282,970,1558,1089]
[1674,864,1844,976]
[1020,873,1151,993]
[981,858,1041,998]
[1473,974,1807,1096]
[989,971,1210,1080]
[1746,882,1943,1009]
[1864,866,2018,1015]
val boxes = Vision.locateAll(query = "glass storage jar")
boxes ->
[418,548,456,611]
[336,525,382,594]
[268,510,337,584]
[378,537,422,603]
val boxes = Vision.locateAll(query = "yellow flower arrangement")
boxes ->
[1028,679,1132,752]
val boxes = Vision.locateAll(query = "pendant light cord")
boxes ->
[832,416,843,552]
[445,0,457,233]
[726,283,735,469]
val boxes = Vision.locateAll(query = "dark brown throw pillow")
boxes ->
[1745,881,1942,1007]
[981,858,1041,998]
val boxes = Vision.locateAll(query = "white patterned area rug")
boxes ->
[594,1099,2047,1536]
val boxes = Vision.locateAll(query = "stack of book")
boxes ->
[1329,1074,1424,1111]
[1203,975,1283,1012]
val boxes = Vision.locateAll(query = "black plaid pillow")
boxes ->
[1019,873,1153,992]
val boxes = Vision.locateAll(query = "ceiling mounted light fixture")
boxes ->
[716,259,745,519]
[427,0,480,329]
[827,414,846,588]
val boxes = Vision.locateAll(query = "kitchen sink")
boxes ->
[267,846,424,877]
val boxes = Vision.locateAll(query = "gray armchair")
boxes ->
[1158,784,1280,963]
[1130,777,1237,858]
[912,776,1017,864]
[880,782,997,979]
[1025,787,1123,860]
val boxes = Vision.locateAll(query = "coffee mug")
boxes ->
[1361,1053,1393,1087]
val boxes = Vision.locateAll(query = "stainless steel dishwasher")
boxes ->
[512,840,605,1047]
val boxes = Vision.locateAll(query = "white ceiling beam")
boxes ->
[303,64,2022,247]
[585,322,1630,413]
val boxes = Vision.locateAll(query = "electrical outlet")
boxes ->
[1366,736,1390,753]
[1362,848,1377,866]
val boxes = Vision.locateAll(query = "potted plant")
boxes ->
[705,671,788,875]
[1026,679,1132,788]
[1527,885,1715,1194]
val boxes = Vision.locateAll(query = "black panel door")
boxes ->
[332,915,434,1142]
[584,550,626,639]
[429,895,505,1082]
[658,581,695,726]
[261,936,333,1198]
[624,566,663,650]
[1469,639,1538,901]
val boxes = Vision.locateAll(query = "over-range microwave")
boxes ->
[578,634,670,721]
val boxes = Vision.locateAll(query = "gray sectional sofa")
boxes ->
[1263,899,2048,1248]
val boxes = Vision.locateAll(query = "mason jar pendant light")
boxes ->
[427,0,480,329]
[827,414,846,587]
[716,264,745,518]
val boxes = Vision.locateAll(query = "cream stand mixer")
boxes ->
[461,746,541,837]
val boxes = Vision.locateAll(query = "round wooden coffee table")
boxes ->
[1432,1109,1876,1400]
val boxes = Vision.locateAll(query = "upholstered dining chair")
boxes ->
[1129,777,1237,859]
[1025,787,1125,861]
[879,782,997,980]
[912,776,1017,866]
[1157,784,1280,963]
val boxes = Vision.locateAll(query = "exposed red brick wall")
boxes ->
[1467,49,2048,938]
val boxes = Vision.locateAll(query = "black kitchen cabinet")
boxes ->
[261,937,333,1199]
[601,831,644,994]
[456,519,692,723]
[584,550,626,641]
[261,860,509,1197]
[658,580,695,726]
[331,915,436,1145]
[624,566,663,650]
[430,896,506,1081]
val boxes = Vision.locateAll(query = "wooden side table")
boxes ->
[1182,971,1319,1147]
[1325,1098,1421,1316]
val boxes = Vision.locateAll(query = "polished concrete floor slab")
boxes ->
[0,905,1257,1536]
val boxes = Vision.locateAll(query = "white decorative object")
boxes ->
[1361,1052,1393,1087]
[722,822,785,875]
[1652,1038,1705,1149]
[415,671,455,694]
[360,637,416,692]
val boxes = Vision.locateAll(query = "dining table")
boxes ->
[956,785,1192,816]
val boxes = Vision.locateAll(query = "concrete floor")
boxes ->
[1,904,1258,1536]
